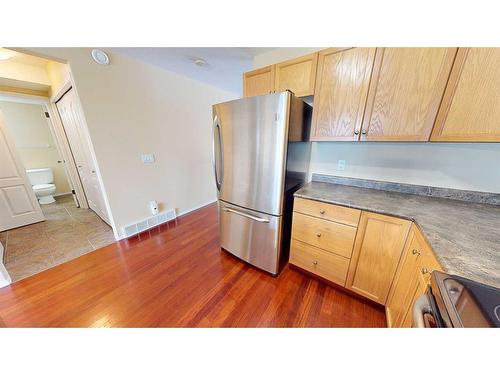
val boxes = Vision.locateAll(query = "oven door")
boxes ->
[412,289,446,328]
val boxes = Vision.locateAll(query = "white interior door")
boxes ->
[56,89,109,223]
[0,111,45,231]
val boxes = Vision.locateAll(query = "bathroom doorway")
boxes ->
[0,97,77,211]
[0,94,115,282]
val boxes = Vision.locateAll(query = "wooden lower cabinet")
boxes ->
[291,212,357,258]
[290,198,444,327]
[345,211,411,305]
[290,239,350,287]
[386,224,444,328]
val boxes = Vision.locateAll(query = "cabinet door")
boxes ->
[274,53,318,97]
[346,211,411,305]
[311,48,376,141]
[386,225,427,327]
[431,48,500,142]
[361,48,457,141]
[401,272,427,328]
[243,65,275,97]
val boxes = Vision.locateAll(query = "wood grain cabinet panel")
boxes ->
[290,239,350,287]
[385,225,426,327]
[291,212,357,258]
[431,48,500,142]
[274,53,318,97]
[361,48,457,141]
[243,65,275,97]
[293,197,361,227]
[346,211,411,305]
[385,224,443,327]
[311,48,376,141]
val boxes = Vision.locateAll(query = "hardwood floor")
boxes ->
[0,203,386,328]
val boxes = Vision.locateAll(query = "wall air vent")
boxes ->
[121,208,177,238]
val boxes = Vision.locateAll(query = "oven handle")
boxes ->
[413,294,433,328]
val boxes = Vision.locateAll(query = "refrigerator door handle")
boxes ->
[222,207,270,223]
[212,115,223,191]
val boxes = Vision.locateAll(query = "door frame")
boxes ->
[0,90,87,210]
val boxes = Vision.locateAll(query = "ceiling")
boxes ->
[1,48,51,68]
[112,48,278,94]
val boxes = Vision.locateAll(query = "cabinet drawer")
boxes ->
[292,212,357,258]
[290,239,350,287]
[293,198,361,227]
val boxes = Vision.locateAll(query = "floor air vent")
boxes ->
[122,208,176,238]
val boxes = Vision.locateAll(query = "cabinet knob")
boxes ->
[312,260,318,265]
[412,249,421,256]
[362,130,367,135]
[320,210,325,214]
[354,130,360,135]
[421,267,429,275]
[316,233,322,238]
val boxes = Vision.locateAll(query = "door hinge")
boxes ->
[44,111,50,118]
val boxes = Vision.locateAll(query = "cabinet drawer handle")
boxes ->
[316,233,322,238]
[319,210,325,214]
[312,260,318,265]
[412,249,421,256]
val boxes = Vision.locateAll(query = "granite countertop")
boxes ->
[294,181,500,288]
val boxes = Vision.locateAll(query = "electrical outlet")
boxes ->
[141,153,155,164]
[337,159,346,171]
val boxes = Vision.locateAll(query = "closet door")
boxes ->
[361,48,457,141]
[311,48,375,141]
[56,89,109,224]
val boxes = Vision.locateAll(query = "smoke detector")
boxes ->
[193,57,207,67]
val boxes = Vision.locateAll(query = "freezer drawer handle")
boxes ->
[223,207,270,223]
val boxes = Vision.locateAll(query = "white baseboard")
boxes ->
[0,243,11,288]
[54,192,72,197]
[177,199,217,217]
[116,200,217,241]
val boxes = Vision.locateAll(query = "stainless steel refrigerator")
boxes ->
[212,91,312,275]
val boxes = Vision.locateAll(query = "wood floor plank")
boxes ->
[0,203,386,327]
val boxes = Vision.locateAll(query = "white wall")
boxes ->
[0,101,71,194]
[25,48,236,236]
[253,48,500,194]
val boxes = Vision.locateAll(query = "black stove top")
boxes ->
[433,272,500,328]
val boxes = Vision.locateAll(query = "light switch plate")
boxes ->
[337,159,346,171]
[141,154,155,164]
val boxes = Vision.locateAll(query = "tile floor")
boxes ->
[0,195,115,282]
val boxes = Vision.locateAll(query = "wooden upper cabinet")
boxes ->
[361,48,457,141]
[346,211,411,305]
[311,48,376,141]
[243,65,275,97]
[431,48,500,142]
[274,53,318,97]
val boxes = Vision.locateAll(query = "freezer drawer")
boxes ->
[219,201,283,275]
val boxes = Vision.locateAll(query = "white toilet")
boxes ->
[26,168,57,205]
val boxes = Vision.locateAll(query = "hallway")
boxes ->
[0,195,115,282]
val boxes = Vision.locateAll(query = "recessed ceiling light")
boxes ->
[193,58,207,67]
[0,48,17,61]
[91,49,110,65]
